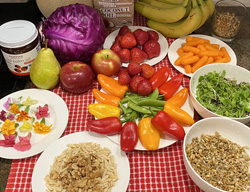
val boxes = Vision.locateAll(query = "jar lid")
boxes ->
[0,20,38,48]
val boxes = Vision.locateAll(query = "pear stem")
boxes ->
[45,39,48,49]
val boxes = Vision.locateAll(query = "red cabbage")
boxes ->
[42,4,107,64]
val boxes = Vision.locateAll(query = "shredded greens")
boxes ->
[196,70,250,118]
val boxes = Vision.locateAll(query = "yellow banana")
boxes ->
[156,0,184,5]
[135,1,186,23]
[183,0,192,18]
[147,0,202,38]
[139,0,180,9]
[196,0,210,29]
[203,0,215,17]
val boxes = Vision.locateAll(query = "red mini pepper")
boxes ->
[120,121,138,152]
[158,73,184,100]
[151,111,185,140]
[87,117,122,135]
[149,66,170,90]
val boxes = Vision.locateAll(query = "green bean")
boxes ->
[125,110,138,122]
[137,99,166,107]
[149,88,159,100]
[128,101,151,114]
[119,102,128,114]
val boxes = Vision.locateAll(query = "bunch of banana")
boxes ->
[135,0,215,38]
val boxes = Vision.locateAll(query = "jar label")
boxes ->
[1,43,41,76]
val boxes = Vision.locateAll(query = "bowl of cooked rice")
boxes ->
[183,117,250,192]
[189,63,250,124]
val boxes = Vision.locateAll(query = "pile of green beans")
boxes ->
[119,88,166,123]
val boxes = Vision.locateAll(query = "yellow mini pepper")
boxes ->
[88,103,120,119]
[138,117,160,150]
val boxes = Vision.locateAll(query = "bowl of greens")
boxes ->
[190,63,250,124]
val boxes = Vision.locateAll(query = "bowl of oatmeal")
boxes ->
[183,117,250,192]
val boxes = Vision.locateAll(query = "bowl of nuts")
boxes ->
[183,117,250,192]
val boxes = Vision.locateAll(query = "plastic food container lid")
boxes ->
[0,20,38,48]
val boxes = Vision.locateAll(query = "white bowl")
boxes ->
[189,63,250,124]
[183,117,250,192]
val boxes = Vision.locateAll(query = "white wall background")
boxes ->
[213,0,250,7]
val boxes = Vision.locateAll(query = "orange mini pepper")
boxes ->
[97,74,128,99]
[138,117,160,150]
[164,101,194,126]
[92,88,121,107]
[167,87,188,108]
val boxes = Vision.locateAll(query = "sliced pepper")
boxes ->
[87,117,122,135]
[158,73,184,100]
[164,101,194,125]
[151,111,185,140]
[138,117,160,150]
[120,121,138,152]
[97,74,128,99]
[149,66,170,90]
[88,103,120,119]
[92,88,121,107]
[167,87,188,108]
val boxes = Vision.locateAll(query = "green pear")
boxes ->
[30,41,61,90]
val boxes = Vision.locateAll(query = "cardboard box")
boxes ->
[94,0,134,31]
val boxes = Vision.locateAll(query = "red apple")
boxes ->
[60,61,94,93]
[91,49,122,77]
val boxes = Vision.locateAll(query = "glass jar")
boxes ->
[211,0,246,42]
[0,20,41,76]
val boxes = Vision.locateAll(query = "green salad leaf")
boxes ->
[196,70,250,118]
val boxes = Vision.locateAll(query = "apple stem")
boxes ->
[45,39,48,49]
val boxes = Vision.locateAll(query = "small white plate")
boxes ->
[32,131,130,192]
[0,89,69,159]
[103,26,169,67]
[168,34,237,77]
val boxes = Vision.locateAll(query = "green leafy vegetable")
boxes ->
[196,70,250,118]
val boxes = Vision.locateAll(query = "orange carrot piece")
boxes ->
[181,55,200,66]
[182,45,200,54]
[204,44,218,51]
[191,55,209,73]
[220,47,231,62]
[174,52,194,66]
[214,57,228,63]
[198,50,222,57]
[204,56,214,65]
[197,44,207,51]
[186,36,193,42]
[210,44,220,49]
[177,47,184,56]
[190,37,210,44]
[184,64,192,74]
[184,39,206,47]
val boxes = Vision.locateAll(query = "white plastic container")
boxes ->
[0,20,41,76]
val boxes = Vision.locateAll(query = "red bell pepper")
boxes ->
[151,111,185,140]
[149,66,170,90]
[158,73,184,100]
[87,117,122,135]
[120,121,138,152]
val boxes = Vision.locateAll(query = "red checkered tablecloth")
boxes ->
[5,12,203,192]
